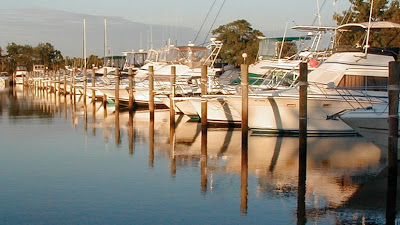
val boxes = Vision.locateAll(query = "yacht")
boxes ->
[224,21,399,134]
[339,102,396,153]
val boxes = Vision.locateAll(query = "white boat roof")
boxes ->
[291,25,337,31]
[338,21,400,31]
[308,52,393,85]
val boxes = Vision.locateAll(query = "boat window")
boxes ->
[337,75,387,91]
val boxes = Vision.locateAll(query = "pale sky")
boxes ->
[4,0,351,36]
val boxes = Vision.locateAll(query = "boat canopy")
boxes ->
[338,21,400,31]
[124,51,148,68]
[292,25,337,32]
[258,37,312,59]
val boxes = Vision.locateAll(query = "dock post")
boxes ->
[170,66,177,176]
[386,61,400,224]
[149,66,155,121]
[72,70,76,104]
[241,64,249,149]
[92,68,96,102]
[240,63,249,214]
[115,68,120,109]
[297,62,308,225]
[83,68,87,105]
[128,68,134,111]
[201,65,208,156]
[170,66,176,139]
[63,70,67,96]
[103,68,108,110]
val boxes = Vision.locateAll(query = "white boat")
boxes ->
[0,73,9,89]
[339,103,394,152]
[224,21,399,134]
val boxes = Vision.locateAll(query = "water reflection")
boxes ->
[1,86,399,224]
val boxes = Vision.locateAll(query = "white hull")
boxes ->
[174,97,199,116]
[226,95,381,133]
[339,104,397,153]
[189,96,241,124]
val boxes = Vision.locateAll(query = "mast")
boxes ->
[365,0,374,56]
[83,19,87,68]
[278,22,288,60]
[104,18,107,66]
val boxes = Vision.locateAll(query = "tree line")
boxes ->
[0,42,104,74]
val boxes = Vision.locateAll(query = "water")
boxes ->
[0,86,397,224]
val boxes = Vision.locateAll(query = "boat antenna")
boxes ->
[193,0,217,43]
[278,22,288,60]
[83,18,87,68]
[202,0,226,46]
[311,0,327,26]
[150,24,153,49]
[104,18,107,67]
[365,0,374,56]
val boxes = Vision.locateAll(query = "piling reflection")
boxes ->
[240,138,248,214]
[4,86,400,223]
[149,114,155,168]
[129,111,134,155]
[115,108,121,147]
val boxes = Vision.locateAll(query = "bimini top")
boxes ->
[291,25,337,32]
[338,21,400,31]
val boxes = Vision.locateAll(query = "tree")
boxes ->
[6,43,33,73]
[333,0,400,49]
[212,19,264,65]
[33,43,64,70]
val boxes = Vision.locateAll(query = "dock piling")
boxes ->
[201,65,208,157]
[297,62,308,225]
[386,61,400,224]
[149,66,155,121]
[128,68,134,111]
[115,68,120,108]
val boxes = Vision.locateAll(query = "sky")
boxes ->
[4,0,351,37]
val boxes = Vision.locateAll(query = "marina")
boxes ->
[0,84,397,224]
[1,0,400,224]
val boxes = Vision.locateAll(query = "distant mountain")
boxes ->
[0,8,202,57]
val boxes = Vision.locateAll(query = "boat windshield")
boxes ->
[158,46,180,63]
[146,49,159,63]
[125,52,147,67]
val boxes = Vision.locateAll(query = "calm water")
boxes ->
[0,86,398,224]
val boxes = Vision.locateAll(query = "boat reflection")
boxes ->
[7,86,399,223]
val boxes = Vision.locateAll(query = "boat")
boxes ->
[339,102,395,152]
[224,21,400,134]
[14,66,29,84]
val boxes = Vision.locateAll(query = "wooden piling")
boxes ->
[297,62,308,225]
[241,64,249,149]
[72,70,76,104]
[149,66,154,121]
[83,68,87,105]
[201,65,208,156]
[115,68,120,108]
[299,62,308,139]
[170,66,176,138]
[128,68,134,110]
[103,68,108,111]
[386,61,399,224]
[92,68,96,102]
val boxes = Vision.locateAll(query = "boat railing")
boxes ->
[309,82,387,109]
